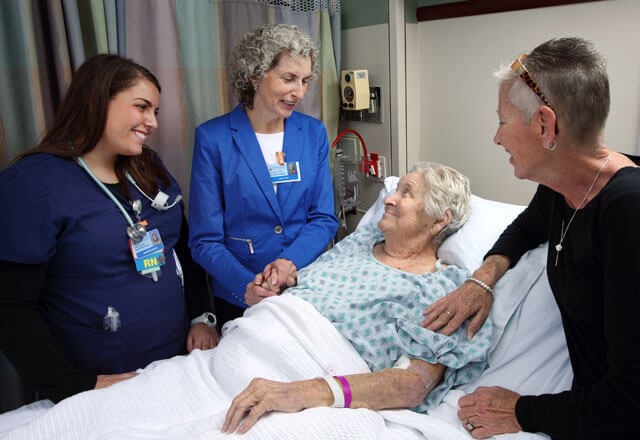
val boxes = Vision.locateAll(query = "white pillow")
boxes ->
[357,176,400,229]
[438,195,525,271]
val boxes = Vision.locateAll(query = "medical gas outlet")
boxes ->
[332,129,387,181]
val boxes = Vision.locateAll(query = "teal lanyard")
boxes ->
[76,156,136,227]
[77,156,160,279]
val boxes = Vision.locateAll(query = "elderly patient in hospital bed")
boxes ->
[0,164,573,440]
[225,162,488,433]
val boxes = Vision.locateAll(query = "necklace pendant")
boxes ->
[555,243,563,252]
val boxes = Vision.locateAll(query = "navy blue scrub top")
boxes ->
[0,154,188,374]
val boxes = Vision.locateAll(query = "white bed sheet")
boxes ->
[0,179,573,439]
[0,295,465,440]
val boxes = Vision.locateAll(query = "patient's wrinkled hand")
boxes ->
[95,372,138,390]
[223,378,326,434]
[420,282,492,339]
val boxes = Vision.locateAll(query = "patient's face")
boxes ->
[379,172,435,238]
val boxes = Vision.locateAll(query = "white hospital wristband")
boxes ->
[393,355,411,369]
[321,376,345,408]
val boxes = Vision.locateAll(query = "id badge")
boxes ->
[268,161,301,184]
[129,228,165,275]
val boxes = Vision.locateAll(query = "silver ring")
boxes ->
[445,310,453,318]
[466,422,475,431]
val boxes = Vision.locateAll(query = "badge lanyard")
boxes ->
[76,157,165,281]
[76,157,145,239]
[268,151,301,185]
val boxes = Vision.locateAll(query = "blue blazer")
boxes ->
[189,105,338,307]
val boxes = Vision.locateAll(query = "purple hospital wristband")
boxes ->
[334,376,352,408]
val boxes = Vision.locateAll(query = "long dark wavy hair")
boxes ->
[20,54,169,198]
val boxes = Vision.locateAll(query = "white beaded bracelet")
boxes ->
[321,376,345,408]
[467,277,494,295]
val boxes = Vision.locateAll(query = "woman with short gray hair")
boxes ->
[424,37,640,439]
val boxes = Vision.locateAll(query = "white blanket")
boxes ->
[0,294,483,440]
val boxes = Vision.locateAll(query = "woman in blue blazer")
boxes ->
[189,24,338,326]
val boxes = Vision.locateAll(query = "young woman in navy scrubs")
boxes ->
[0,54,219,403]
[189,24,339,327]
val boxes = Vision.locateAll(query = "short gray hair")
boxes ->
[411,162,471,245]
[230,23,318,108]
[495,37,609,147]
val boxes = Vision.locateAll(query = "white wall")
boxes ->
[339,23,391,222]
[340,24,392,169]
[416,0,640,205]
[406,21,421,174]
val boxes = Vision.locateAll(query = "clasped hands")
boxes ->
[245,258,297,306]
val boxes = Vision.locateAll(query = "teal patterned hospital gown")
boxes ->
[289,223,492,412]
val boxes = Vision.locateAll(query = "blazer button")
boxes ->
[274,225,283,234]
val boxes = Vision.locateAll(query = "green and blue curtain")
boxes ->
[0,0,341,198]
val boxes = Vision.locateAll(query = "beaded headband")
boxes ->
[511,53,553,109]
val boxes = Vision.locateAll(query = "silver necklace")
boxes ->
[554,154,610,266]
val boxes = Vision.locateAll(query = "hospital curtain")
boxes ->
[0,0,120,169]
[174,0,342,194]
[0,0,342,201]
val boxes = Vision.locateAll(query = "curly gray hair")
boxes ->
[410,162,471,245]
[230,23,318,108]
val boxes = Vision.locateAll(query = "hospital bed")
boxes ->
[0,177,572,440]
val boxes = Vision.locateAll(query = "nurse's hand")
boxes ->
[245,274,278,306]
[95,372,138,389]
[187,323,220,352]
